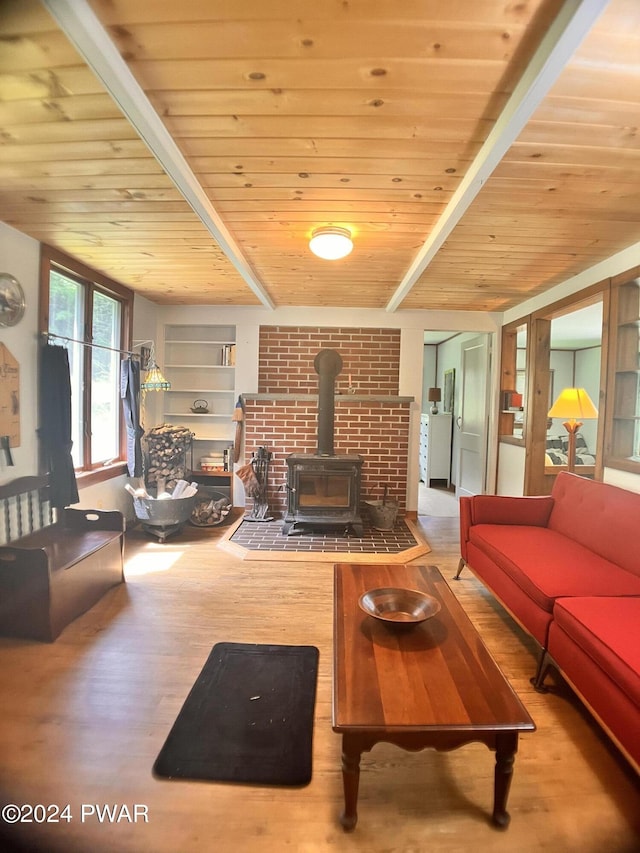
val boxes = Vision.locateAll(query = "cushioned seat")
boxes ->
[458,473,640,772]
[468,524,640,613]
[552,597,640,708]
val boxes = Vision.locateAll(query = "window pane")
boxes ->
[91,291,121,464]
[500,323,526,439]
[49,271,84,467]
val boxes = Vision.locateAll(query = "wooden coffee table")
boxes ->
[332,563,535,831]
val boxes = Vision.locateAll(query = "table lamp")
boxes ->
[428,387,441,415]
[547,387,598,472]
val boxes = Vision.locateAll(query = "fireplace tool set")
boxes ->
[237,446,273,522]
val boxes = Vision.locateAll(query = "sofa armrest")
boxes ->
[459,494,554,563]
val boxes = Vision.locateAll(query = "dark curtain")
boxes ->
[39,344,79,508]
[121,356,144,477]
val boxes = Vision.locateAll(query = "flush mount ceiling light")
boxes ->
[309,226,353,260]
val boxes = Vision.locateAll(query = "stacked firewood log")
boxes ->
[145,424,193,491]
[190,495,232,526]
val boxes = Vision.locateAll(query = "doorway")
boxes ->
[524,294,605,495]
[456,334,491,499]
[420,330,492,515]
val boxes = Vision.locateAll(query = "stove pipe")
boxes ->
[314,349,343,456]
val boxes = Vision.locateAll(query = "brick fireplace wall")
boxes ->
[242,326,411,517]
[258,326,400,395]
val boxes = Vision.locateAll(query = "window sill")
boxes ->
[76,462,128,489]
[499,435,525,447]
[602,456,640,476]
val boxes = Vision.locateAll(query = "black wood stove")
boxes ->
[283,349,363,535]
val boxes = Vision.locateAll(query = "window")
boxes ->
[40,246,133,480]
[499,320,528,442]
[508,285,606,495]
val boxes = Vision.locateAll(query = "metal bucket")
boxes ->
[365,499,399,531]
[133,493,198,541]
[133,494,197,525]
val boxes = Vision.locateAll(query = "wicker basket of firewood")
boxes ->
[189,490,233,527]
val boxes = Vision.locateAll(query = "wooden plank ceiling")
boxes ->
[1,0,639,311]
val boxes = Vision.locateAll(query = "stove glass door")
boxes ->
[298,472,350,508]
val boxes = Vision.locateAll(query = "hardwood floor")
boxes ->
[0,513,638,853]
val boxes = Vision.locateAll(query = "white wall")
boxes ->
[604,467,640,494]
[575,346,601,452]
[0,225,40,480]
[496,442,527,495]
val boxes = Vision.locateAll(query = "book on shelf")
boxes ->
[222,344,236,366]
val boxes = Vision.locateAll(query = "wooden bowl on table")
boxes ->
[358,587,440,629]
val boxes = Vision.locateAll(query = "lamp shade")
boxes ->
[141,364,171,391]
[140,342,171,391]
[548,387,598,422]
[428,387,441,403]
[309,226,353,260]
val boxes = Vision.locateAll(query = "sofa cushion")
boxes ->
[468,524,640,612]
[548,473,640,577]
[552,597,640,708]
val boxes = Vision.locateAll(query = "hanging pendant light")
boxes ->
[309,226,353,260]
[140,342,171,391]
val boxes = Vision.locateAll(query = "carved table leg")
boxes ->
[492,731,518,828]
[339,737,362,832]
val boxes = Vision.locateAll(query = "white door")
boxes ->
[456,334,490,498]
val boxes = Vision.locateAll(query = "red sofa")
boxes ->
[457,472,640,773]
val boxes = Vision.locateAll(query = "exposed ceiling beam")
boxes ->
[385,0,610,313]
[42,0,276,310]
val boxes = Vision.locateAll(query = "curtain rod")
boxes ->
[43,331,140,358]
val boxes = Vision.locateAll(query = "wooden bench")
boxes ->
[0,475,125,642]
